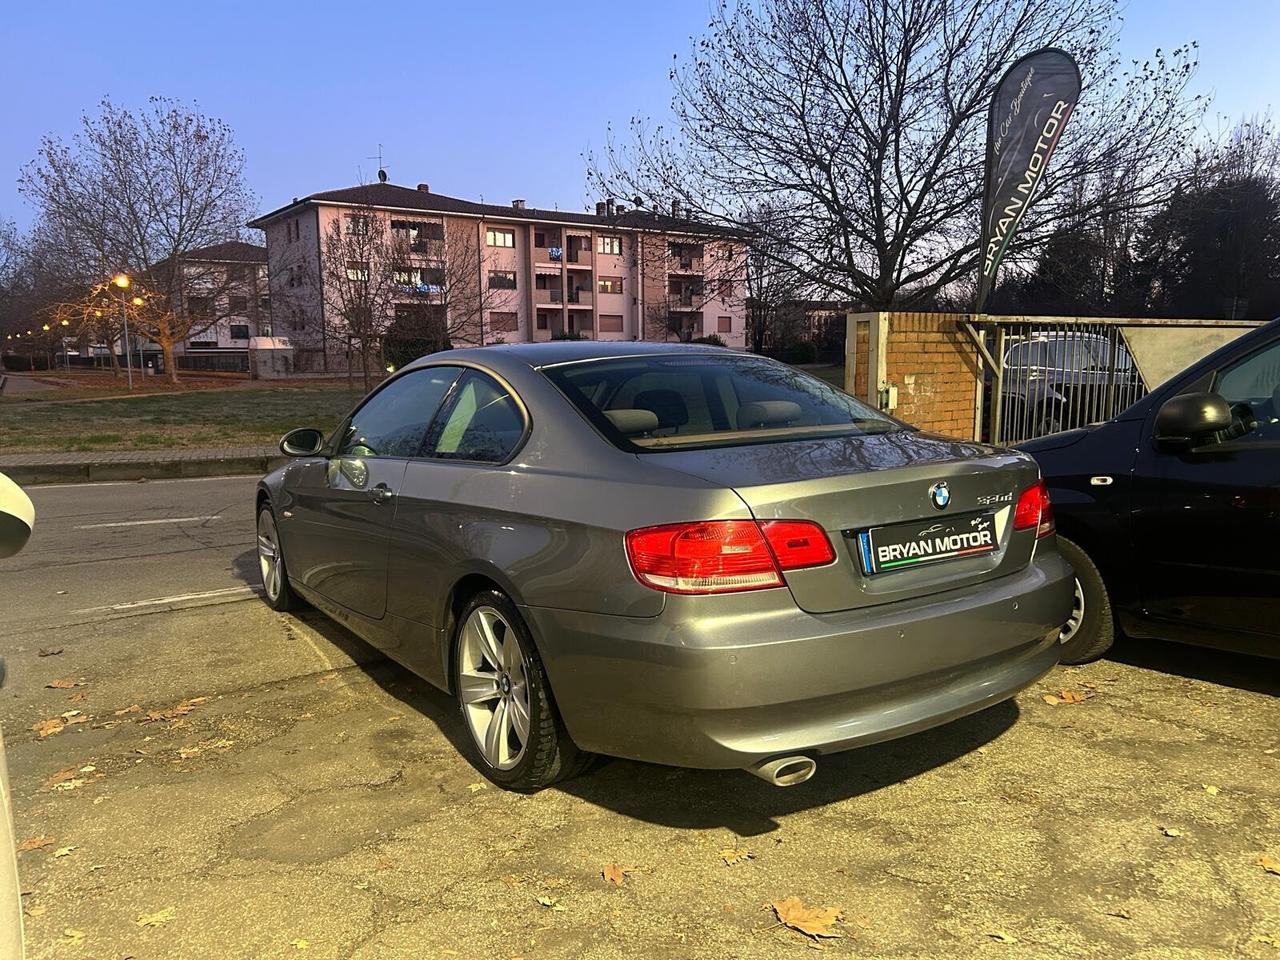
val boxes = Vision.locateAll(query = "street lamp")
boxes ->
[114,273,135,389]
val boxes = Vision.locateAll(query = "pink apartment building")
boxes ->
[248,180,747,373]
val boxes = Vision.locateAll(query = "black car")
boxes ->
[1020,318,1279,663]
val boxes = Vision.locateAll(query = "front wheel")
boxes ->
[1056,537,1114,664]
[256,505,301,612]
[453,590,589,791]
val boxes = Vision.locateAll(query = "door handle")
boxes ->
[369,482,395,504]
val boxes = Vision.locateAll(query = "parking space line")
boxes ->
[73,585,256,613]
[74,515,222,529]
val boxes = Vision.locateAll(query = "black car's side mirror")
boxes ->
[280,427,326,458]
[1154,392,1232,447]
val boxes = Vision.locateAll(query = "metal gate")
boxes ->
[964,317,1263,446]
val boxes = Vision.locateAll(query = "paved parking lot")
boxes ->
[3,477,1278,959]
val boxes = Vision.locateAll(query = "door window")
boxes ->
[335,366,463,458]
[425,370,526,462]
[1212,339,1280,442]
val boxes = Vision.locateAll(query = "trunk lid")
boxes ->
[646,430,1043,613]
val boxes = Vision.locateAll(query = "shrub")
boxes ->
[551,331,586,340]
[690,334,727,347]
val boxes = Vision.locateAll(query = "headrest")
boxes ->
[738,400,802,429]
[634,389,690,429]
[604,408,661,436]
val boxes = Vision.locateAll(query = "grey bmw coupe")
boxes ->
[256,342,1072,790]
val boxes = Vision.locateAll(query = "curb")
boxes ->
[4,455,290,486]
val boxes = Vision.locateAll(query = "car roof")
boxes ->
[423,340,738,370]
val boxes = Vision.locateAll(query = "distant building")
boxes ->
[249,181,746,373]
[168,240,273,373]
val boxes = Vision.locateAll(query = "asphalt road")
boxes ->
[2,475,1278,959]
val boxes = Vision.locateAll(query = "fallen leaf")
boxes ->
[601,863,634,886]
[136,906,176,927]
[59,929,86,946]
[178,747,202,760]
[17,835,56,853]
[290,939,311,950]
[32,718,65,738]
[114,704,142,716]
[536,895,567,912]
[1203,784,1220,796]
[1106,908,1132,920]
[1260,854,1280,876]
[52,846,75,858]
[38,647,64,657]
[46,678,85,689]
[44,767,81,789]
[24,904,47,918]
[69,692,87,704]
[987,931,1019,944]
[317,672,339,685]
[1042,689,1093,706]
[466,782,486,793]
[771,897,843,939]
[53,779,85,792]
[142,697,209,724]
[721,848,754,866]
[1160,826,1183,838]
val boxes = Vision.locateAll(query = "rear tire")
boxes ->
[452,590,590,791]
[1056,536,1114,664]
[257,505,301,612]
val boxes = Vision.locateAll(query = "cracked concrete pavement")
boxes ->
[1,475,1277,959]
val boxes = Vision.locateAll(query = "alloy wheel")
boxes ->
[458,606,531,771]
[1059,576,1086,644]
[257,510,282,602]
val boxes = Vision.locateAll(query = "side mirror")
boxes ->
[1154,392,1232,447]
[279,427,326,458]
[0,472,35,559]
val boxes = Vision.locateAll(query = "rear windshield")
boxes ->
[542,353,901,452]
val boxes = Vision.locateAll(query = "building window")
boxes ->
[187,296,212,319]
[718,278,733,299]
[259,295,271,313]
[395,264,444,291]
[717,315,732,333]
[597,277,623,295]
[486,228,515,248]
[229,323,250,340]
[488,270,517,290]
[345,215,369,236]
[534,230,546,247]
[346,261,370,282]
[227,264,249,282]
[536,312,549,331]
[489,311,518,333]
[392,219,444,251]
[286,266,301,289]
[597,235,621,255]
[229,295,249,314]
[599,314,624,333]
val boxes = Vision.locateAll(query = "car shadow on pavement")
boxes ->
[230,547,260,587]
[293,609,1021,835]
[1107,636,1280,697]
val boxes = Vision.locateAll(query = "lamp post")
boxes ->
[60,319,70,371]
[113,273,134,390]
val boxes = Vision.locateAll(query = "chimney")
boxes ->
[511,199,525,209]
[615,204,626,214]
[595,201,607,216]
[671,199,682,218]
[606,198,616,217]
[416,183,430,193]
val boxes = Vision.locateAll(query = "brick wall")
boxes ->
[882,312,978,439]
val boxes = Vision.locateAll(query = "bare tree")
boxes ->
[19,97,257,380]
[589,0,1205,309]
[742,203,807,353]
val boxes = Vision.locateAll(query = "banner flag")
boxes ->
[976,48,1081,312]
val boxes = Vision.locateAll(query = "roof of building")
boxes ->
[182,240,267,264]
[247,181,746,238]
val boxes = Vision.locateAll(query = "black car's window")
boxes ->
[544,353,898,452]
[1212,339,1280,442]
[335,366,463,458]
[424,370,525,463]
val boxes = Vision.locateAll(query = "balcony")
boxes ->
[669,256,704,275]
[567,289,593,307]
[535,287,564,305]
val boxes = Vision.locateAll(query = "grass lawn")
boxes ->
[0,383,364,454]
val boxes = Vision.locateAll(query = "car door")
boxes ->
[1132,333,1280,646]
[285,365,464,619]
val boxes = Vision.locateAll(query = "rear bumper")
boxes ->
[523,550,1072,768]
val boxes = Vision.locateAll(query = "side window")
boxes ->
[1213,339,1280,441]
[336,366,463,458]
[425,371,526,463]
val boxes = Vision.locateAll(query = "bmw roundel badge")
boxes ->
[929,481,951,510]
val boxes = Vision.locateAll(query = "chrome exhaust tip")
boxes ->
[748,755,816,787]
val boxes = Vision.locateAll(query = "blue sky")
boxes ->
[1,0,1276,229]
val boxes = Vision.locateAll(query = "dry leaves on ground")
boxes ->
[721,848,754,866]
[1260,854,1280,876]
[136,906,177,928]
[46,678,85,689]
[58,929,85,946]
[1042,689,1094,706]
[114,704,142,716]
[17,835,56,853]
[601,864,634,886]
[770,897,843,939]
[1160,826,1184,838]
[987,931,1019,944]
[1203,784,1221,796]
[536,895,567,912]
[32,718,67,738]
[38,647,63,657]
[52,846,75,858]
[141,697,210,724]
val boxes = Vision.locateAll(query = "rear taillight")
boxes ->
[625,519,834,595]
[1014,480,1055,539]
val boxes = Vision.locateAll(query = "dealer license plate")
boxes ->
[855,512,996,575]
